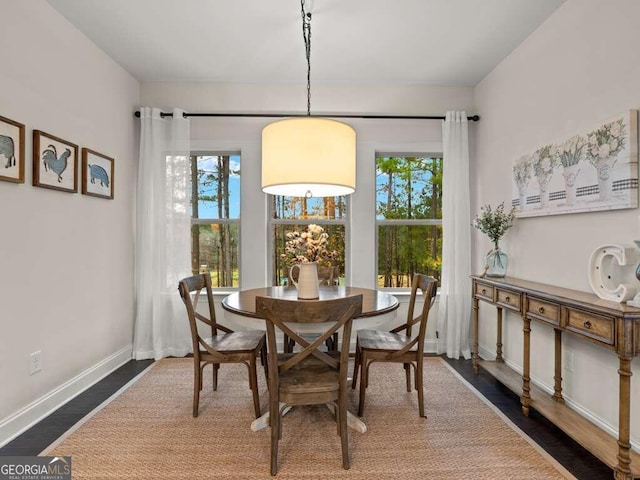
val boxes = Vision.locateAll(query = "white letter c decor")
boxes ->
[587,244,637,302]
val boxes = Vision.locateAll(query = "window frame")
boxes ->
[267,198,350,286]
[189,151,241,290]
[375,152,443,291]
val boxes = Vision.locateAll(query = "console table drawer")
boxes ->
[527,297,560,326]
[496,288,521,312]
[565,309,615,346]
[474,283,494,301]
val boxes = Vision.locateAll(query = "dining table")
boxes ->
[221,285,400,433]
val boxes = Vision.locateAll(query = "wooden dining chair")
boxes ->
[283,265,339,352]
[351,274,437,417]
[256,294,363,475]
[178,273,267,418]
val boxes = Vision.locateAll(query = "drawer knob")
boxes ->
[481,289,487,294]
[584,320,592,329]
[538,306,545,314]
[505,296,511,302]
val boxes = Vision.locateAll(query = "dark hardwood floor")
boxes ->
[0,356,613,479]
[0,359,153,457]
[444,357,612,480]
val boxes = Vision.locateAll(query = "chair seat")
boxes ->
[357,329,415,352]
[206,330,265,353]
[279,355,339,395]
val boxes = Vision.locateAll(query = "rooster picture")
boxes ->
[42,144,71,183]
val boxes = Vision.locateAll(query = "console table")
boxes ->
[471,275,640,480]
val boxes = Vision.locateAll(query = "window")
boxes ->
[269,196,347,286]
[376,155,442,288]
[190,153,240,288]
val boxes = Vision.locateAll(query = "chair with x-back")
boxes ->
[256,294,363,475]
[178,273,267,418]
[351,273,437,418]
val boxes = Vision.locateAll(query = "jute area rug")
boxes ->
[45,358,574,479]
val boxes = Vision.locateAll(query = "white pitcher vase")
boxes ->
[290,262,320,299]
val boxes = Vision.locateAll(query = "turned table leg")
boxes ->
[614,355,633,480]
[522,315,531,416]
[472,296,480,374]
[553,328,564,403]
[496,307,504,362]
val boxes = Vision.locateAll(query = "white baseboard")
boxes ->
[0,345,133,448]
[478,343,498,362]
[424,338,438,353]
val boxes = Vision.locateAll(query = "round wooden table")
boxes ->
[222,285,399,319]
[222,285,399,433]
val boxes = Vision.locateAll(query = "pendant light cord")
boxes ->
[301,0,312,117]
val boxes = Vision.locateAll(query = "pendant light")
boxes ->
[261,0,356,198]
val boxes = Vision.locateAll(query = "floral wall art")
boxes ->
[512,110,638,217]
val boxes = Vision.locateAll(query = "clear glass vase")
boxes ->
[484,245,508,278]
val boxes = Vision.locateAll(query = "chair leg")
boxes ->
[351,340,361,389]
[270,425,279,475]
[212,363,218,391]
[278,404,285,440]
[338,396,350,469]
[416,358,426,418]
[326,332,338,352]
[270,400,280,475]
[193,361,200,418]
[260,344,269,382]
[404,362,411,392]
[358,356,369,417]
[249,357,261,418]
[283,334,293,353]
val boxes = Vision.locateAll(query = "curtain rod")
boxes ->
[133,111,480,121]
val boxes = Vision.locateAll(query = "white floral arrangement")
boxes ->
[555,135,586,168]
[532,145,557,178]
[513,154,533,187]
[586,118,626,165]
[281,224,338,266]
[473,202,516,248]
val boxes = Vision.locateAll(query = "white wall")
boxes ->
[141,82,474,344]
[0,1,139,445]
[473,0,640,447]
[141,82,473,288]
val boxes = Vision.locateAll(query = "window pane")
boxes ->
[377,224,442,287]
[376,155,443,288]
[376,156,442,220]
[271,196,347,220]
[190,154,240,287]
[192,155,240,220]
[194,223,239,288]
[272,223,345,286]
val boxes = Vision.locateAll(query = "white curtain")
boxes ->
[133,107,192,360]
[437,111,472,359]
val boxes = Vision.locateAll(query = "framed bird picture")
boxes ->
[82,148,114,199]
[0,115,25,184]
[32,130,78,193]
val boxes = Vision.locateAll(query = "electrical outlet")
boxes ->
[29,351,42,375]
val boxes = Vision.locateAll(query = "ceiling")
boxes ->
[47,0,565,87]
